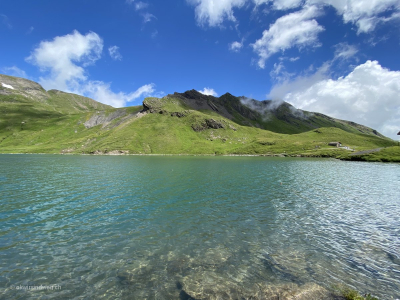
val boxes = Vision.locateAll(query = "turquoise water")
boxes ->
[0,154,399,299]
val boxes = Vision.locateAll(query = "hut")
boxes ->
[328,142,342,147]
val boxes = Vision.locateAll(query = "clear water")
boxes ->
[0,154,399,299]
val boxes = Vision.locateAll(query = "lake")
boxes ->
[0,154,399,299]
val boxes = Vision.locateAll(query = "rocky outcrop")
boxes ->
[170,111,188,117]
[90,150,129,155]
[84,110,128,128]
[191,118,226,132]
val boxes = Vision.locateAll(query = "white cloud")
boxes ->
[26,30,103,91]
[268,61,330,99]
[187,0,247,27]
[108,45,122,61]
[229,41,243,52]
[254,0,302,10]
[126,0,135,4]
[333,43,358,61]
[142,12,156,23]
[2,66,27,78]
[269,61,296,82]
[310,0,400,33]
[273,60,400,139]
[135,1,149,10]
[252,5,324,68]
[83,81,155,107]
[0,14,12,29]
[188,0,399,34]
[26,30,157,107]
[199,87,218,96]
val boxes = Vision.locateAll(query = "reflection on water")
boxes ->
[0,155,399,299]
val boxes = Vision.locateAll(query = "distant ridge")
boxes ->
[0,74,111,113]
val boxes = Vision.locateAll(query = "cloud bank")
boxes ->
[270,60,400,139]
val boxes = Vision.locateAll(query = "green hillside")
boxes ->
[0,74,398,161]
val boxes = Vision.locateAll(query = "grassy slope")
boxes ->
[1,94,398,162]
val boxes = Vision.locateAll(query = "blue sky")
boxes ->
[1,0,399,139]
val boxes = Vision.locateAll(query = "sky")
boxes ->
[0,0,399,139]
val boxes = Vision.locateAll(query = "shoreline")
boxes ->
[1,149,399,162]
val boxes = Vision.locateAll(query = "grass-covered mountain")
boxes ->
[0,74,398,162]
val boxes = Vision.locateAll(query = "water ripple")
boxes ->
[0,155,399,299]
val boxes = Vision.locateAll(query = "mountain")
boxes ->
[0,74,398,161]
[171,90,384,137]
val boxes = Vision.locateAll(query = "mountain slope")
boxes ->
[0,74,111,114]
[171,90,384,137]
[0,74,397,161]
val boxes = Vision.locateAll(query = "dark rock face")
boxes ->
[205,119,225,129]
[170,111,188,117]
[191,119,225,132]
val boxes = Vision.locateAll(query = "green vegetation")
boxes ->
[337,286,379,300]
[1,74,399,162]
[341,146,400,162]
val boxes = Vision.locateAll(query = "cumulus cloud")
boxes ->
[199,87,218,96]
[272,60,400,139]
[26,30,156,107]
[108,45,122,61]
[229,41,243,52]
[187,0,247,27]
[252,5,324,68]
[2,66,27,78]
[268,61,330,99]
[26,30,103,91]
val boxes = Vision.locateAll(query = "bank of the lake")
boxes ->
[0,155,399,299]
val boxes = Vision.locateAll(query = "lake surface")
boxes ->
[0,154,399,299]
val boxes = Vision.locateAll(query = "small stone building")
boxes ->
[328,142,342,147]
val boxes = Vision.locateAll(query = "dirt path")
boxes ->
[349,148,384,156]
